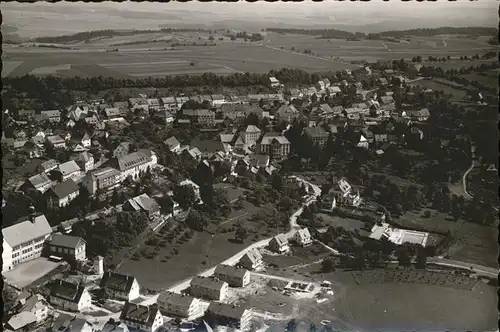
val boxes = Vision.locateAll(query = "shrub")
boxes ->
[422,210,432,218]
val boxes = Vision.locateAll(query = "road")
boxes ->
[167,176,322,294]
[428,257,498,278]
[462,161,475,199]
[251,271,321,287]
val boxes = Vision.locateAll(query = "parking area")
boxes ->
[3,258,62,289]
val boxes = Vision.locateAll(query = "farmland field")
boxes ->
[4,31,498,78]
[397,210,498,268]
[409,79,469,99]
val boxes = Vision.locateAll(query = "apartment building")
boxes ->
[303,126,329,148]
[45,234,87,263]
[2,214,52,272]
[239,125,261,146]
[214,265,251,288]
[81,167,122,196]
[206,303,252,332]
[49,280,92,312]
[256,134,291,160]
[100,272,141,302]
[46,179,80,209]
[115,149,158,181]
[189,276,229,302]
[120,302,163,332]
[157,292,204,319]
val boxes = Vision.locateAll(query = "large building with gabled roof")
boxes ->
[2,213,52,272]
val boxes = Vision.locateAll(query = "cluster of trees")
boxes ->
[72,211,149,257]
[370,27,497,38]
[266,28,356,40]
[234,32,264,42]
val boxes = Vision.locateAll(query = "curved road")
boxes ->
[462,161,475,199]
[167,177,322,294]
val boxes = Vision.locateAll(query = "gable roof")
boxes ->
[27,172,51,188]
[157,291,197,309]
[296,228,311,240]
[50,280,87,303]
[190,139,225,154]
[3,214,52,247]
[272,233,289,246]
[244,125,261,134]
[164,136,180,149]
[120,302,159,327]
[259,134,289,146]
[214,265,249,279]
[304,126,328,138]
[100,271,137,293]
[191,276,227,291]
[100,319,130,332]
[125,194,160,213]
[49,179,79,199]
[117,149,154,171]
[7,311,37,330]
[58,160,81,176]
[51,313,91,332]
[47,234,85,249]
[207,302,248,321]
[242,248,262,264]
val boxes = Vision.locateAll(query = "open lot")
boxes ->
[409,78,469,99]
[315,213,368,233]
[3,258,62,289]
[397,210,498,268]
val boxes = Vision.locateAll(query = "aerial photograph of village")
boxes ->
[1,1,498,332]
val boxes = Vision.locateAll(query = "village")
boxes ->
[2,55,498,332]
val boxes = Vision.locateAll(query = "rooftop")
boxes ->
[207,302,248,320]
[214,265,249,279]
[191,276,227,291]
[58,160,81,176]
[157,291,197,308]
[3,214,52,248]
[49,179,79,199]
[47,234,85,249]
[120,302,158,327]
[100,271,137,293]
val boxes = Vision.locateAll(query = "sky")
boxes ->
[1,0,498,37]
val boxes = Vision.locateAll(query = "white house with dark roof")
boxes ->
[122,194,160,220]
[239,248,263,270]
[46,179,80,209]
[239,125,261,147]
[115,149,157,181]
[2,214,52,272]
[100,271,140,301]
[214,265,251,287]
[49,279,92,312]
[157,292,204,319]
[206,302,252,332]
[268,234,290,254]
[294,228,312,247]
[73,151,95,173]
[120,302,163,332]
[45,234,86,263]
[23,173,53,194]
[190,276,229,302]
[99,319,130,332]
[7,294,49,331]
[56,160,81,182]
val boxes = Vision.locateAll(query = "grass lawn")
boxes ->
[315,213,368,233]
[397,210,498,268]
[409,79,468,99]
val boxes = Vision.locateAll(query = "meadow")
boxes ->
[4,31,498,79]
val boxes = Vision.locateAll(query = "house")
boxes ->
[23,172,53,194]
[8,293,49,331]
[214,265,251,288]
[104,108,121,120]
[46,179,80,209]
[276,104,300,122]
[211,94,226,106]
[115,149,158,181]
[239,248,263,270]
[56,160,81,182]
[100,271,141,301]
[219,104,264,121]
[157,292,204,319]
[161,97,178,111]
[189,139,226,159]
[205,302,252,332]
[356,134,369,149]
[46,135,66,149]
[269,76,281,88]
[112,142,132,158]
[40,110,61,123]
[120,302,163,332]
[164,136,181,153]
[49,280,92,312]
[190,276,229,302]
[184,109,216,126]
[37,159,58,174]
[129,98,149,111]
[378,77,388,86]
[99,319,130,332]
[303,126,329,148]
[18,109,36,120]
[122,194,161,220]
[82,167,122,196]
[327,86,342,96]
[256,133,291,160]
[406,108,430,122]
[146,98,161,111]
[73,151,95,173]
[268,234,290,254]
[182,147,202,161]
[239,125,261,146]
[45,234,86,263]
[294,228,312,247]
[49,314,94,332]
[2,213,52,272]
[19,141,43,159]
[248,154,270,169]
